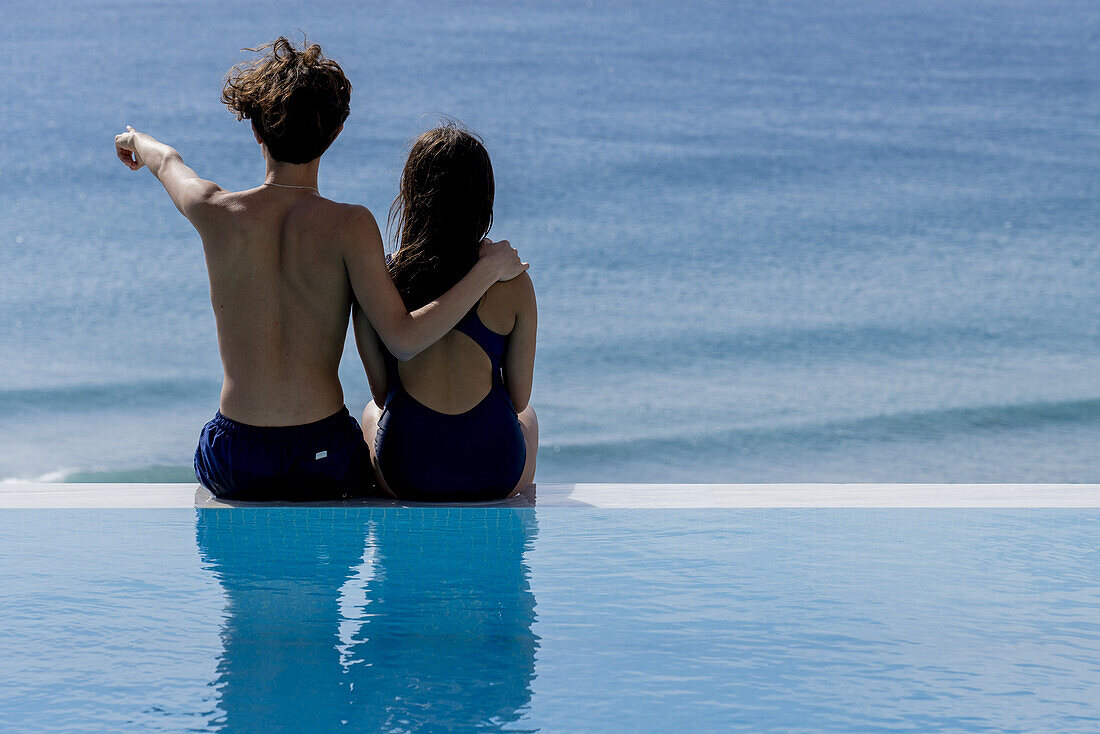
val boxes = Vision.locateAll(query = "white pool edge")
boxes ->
[0,482,1097,509]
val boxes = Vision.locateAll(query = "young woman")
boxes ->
[357,125,538,501]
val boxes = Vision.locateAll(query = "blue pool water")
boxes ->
[1,0,1099,483]
[1,508,1098,732]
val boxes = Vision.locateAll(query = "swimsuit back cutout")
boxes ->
[384,306,514,415]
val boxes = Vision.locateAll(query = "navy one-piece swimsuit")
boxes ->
[375,308,526,501]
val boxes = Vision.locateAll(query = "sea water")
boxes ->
[1,0,1098,482]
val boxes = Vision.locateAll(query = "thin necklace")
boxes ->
[263,181,319,193]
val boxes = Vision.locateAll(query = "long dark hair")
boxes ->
[388,122,495,310]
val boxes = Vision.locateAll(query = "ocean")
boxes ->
[1,0,1098,483]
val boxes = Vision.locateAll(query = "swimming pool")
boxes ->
[1,485,1098,732]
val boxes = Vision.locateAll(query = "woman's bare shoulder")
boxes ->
[490,271,535,301]
[478,272,535,333]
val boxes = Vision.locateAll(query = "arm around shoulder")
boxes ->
[343,207,526,361]
[341,205,432,361]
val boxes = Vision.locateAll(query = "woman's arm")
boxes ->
[342,206,527,361]
[352,302,389,407]
[503,273,537,412]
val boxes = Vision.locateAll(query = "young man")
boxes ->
[113,37,527,501]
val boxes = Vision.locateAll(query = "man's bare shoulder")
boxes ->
[188,187,254,221]
[328,202,385,252]
[203,191,371,227]
[336,202,382,235]
[179,186,246,236]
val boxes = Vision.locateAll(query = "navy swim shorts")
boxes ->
[194,406,376,501]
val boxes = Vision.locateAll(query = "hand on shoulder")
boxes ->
[479,238,529,281]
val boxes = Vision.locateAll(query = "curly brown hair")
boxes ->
[222,36,351,164]
[388,122,495,310]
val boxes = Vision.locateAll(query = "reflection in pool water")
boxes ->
[196,508,538,732]
[3,508,1100,732]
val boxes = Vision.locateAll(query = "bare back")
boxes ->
[396,284,513,413]
[360,272,537,415]
[198,188,358,426]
